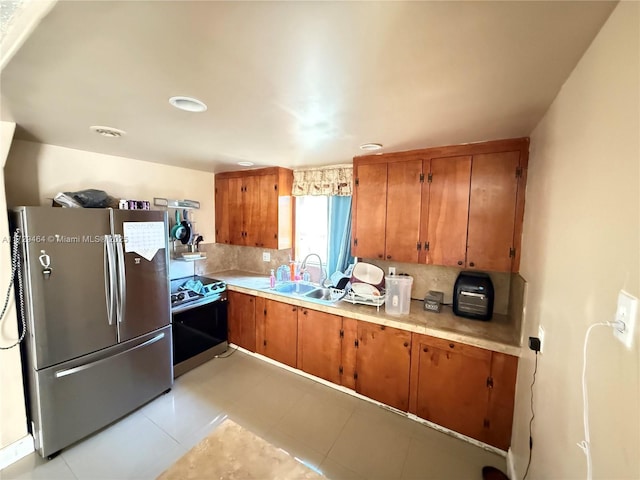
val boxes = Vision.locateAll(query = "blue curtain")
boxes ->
[327,196,354,276]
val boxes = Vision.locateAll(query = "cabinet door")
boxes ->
[410,335,491,443]
[425,156,472,267]
[228,177,245,245]
[297,309,342,384]
[341,317,358,391]
[243,175,261,247]
[467,151,520,272]
[385,160,423,263]
[258,174,278,248]
[485,352,518,450]
[256,299,298,367]
[353,163,387,260]
[215,177,230,244]
[356,322,411,411]
[227,291,256,351]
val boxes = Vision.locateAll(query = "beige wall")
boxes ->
[512,3,639,479]
[0,121,29,450]
[4,140,216,243]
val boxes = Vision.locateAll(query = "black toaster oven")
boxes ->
[453,271,494,321]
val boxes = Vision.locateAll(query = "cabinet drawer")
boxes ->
[417,335,492,361]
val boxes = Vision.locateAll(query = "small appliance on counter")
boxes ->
[424,290,444,313]
[453,271,494,321]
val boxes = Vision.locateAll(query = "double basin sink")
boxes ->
[267,282,333,302]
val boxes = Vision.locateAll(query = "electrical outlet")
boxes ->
[389,267,396,275]
[262,252,270,262]
[537,325,545,354]
[613,290,637,349]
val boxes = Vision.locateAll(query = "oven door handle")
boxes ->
[171,296,226,314]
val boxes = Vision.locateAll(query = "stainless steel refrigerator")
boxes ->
[12,207,173,458]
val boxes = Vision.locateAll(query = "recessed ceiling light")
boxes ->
[90,126,126,138]
[359,143,383,151]
[169,96,207,112]
[238,161,254,167]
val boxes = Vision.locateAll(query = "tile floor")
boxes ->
[1,350,506,480]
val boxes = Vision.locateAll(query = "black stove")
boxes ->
[170,275,228,378]
[170,275,226,309]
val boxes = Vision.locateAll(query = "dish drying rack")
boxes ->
[340,289,386,311]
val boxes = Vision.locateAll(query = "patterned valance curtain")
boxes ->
[292,164,353,197]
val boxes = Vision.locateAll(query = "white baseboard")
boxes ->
[233,344,508,458]
[506,447,517,480]
[0,434,34,470]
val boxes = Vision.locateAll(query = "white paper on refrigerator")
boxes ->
[123,221,165,261]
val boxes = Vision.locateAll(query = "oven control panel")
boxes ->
[170,276,227,309]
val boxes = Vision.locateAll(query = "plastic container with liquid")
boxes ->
[385,275,413,315]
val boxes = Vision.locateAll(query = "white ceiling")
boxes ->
[0,1,616,172]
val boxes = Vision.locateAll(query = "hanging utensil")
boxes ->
[180,209,192,245]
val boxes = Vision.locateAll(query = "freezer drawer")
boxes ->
[29,326,173,457]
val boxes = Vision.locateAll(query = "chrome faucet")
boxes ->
[300,253,328,288]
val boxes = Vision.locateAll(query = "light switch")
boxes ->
[613,290,637,349]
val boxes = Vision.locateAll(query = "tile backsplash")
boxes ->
[184,244,525,322]
[195,244,292,277]
[364,259,511,316]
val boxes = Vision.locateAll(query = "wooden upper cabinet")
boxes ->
[214,177,230,244]
[215,168,293,249]
[228,177,244,245]
[467,151,520,272]
[355,137,529,272]
[243,175,261,247]
[422,156,472,267]
[353,163,387,260]
[356,322,411,411]
[257,174,278,248]
[227,291,256,351]
[256,298,298,367]
[385,160,423,263]
[297,309,343,384]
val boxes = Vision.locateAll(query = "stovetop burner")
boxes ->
[170,275,226,309]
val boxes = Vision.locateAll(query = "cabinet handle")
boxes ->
[403,342,409,347]
[387,255,391,260]
[423,347,429,353]
[449,343,454,349]
[469,262,475,267]
[303,310,307,315]
[378,254,383,259]
[292,307,297,312]
[457,261,463,266]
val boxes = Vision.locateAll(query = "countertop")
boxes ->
[210,270,522,356]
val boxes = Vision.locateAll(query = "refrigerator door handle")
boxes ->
[53,332,166,378]
[103,235,116,325]
[114,234,126,324]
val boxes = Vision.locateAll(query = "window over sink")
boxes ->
[294,195,353,279]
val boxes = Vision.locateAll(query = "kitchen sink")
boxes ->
[304,288,333,301]
[272,282,317,295]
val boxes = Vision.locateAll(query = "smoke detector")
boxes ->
[90,126,126,138]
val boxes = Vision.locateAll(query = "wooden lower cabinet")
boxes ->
[297,308,343,384]
[255,298,298,367]
[228,292,517,450]
[227,291,256,351]
[409,333,518,450]
[355,322,412,411]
